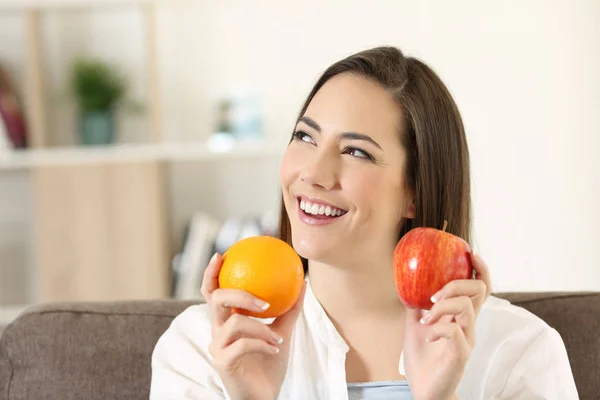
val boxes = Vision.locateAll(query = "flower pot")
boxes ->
[79,110,115,146]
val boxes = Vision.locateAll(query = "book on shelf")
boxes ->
[0,64,28,150]
[171,213,222,301]
[170,210,280,301]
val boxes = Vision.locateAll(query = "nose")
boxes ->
[299,149,339,191]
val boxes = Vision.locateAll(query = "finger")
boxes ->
[426,322,470,352]
[271,281,306,339]
[420,296,475,346]
[421,296,474,327]
[470,251,492,298]
[405,307,454,331]
[211,313,284,352]
[200,253,223,300]
[210,288,270,328]
[430,279,488,313]
[213,338,280,372]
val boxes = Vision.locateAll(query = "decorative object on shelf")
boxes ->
[215,99,233,135]
[0,64,28,150]
[70,58,137,146]
[212,86,264,141]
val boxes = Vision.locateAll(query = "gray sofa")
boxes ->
[1,292,598,400]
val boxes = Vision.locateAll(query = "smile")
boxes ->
[296,196,348,225]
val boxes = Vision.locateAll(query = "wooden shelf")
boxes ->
[0,0,171,11]
[0,139,283,170]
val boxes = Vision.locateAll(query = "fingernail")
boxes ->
[271,332,284,345]
[210,253,218,263]
[254,298,270,310]
[431,292,441,304]
[271,346,280,354]
[420,311,430,325]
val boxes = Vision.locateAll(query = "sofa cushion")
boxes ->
[0,293,598,400]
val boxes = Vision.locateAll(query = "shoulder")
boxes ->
[465,296,578,399]
[475,295,563,361]
[478,295,550,339]
[150,303,226,399]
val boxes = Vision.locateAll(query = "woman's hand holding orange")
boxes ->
[201,253,306,400]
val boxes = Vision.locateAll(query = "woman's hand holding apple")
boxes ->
[393,225,492,400]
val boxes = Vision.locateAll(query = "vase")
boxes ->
[79,110,115,146]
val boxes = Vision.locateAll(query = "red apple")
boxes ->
[393,223,473,310]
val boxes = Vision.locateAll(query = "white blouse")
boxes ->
[150,280,579,399]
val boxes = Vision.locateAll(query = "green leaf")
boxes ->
[70,58,128,113]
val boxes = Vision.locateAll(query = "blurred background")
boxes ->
[0,0,598,327]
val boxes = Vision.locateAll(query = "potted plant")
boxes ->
[70,58,127,146]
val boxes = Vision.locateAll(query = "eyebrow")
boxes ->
[298,116,383,150]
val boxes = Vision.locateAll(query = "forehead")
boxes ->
[303,73,404,141]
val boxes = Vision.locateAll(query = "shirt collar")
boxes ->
[303,277,350,354]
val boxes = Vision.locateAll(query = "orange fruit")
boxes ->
[218,235,305,318]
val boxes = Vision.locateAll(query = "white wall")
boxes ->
[0,0,598,292]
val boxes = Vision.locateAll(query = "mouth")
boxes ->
[296,196,348,221]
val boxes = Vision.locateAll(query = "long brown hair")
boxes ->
[278,46,471,271]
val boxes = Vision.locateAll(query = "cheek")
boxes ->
[279,146,297,187]
[342,172,374,209]
[346,171,405,218]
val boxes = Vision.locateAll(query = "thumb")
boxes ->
[271,281,307,340]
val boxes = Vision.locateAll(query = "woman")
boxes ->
[150,47,578,399]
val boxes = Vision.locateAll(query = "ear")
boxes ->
[404,200,416,219]
[402,190,416,220]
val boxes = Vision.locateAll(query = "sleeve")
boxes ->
[149,304,228,400]
[499,327,579,400]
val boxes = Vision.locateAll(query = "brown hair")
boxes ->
[278,46,471,270]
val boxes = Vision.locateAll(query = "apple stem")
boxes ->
[442,220,448,232]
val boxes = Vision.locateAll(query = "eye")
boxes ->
[343,147,374,161]
[292,130,316,144]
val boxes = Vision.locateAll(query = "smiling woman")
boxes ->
[150,46,578,400]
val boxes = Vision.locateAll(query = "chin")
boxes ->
[290,228,347,267]
[291,229,326,260]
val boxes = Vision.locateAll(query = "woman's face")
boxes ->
[280,73,414,266]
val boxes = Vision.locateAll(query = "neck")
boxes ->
[308,257,405,328]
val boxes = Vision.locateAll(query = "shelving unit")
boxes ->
[0,140,282,170]
[2,0,167,148]
[0,0,280,325]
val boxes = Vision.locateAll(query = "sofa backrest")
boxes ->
[0,300,196,400]
[0,293,598,400]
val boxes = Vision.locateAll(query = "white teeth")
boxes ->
[300,199,345,217]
